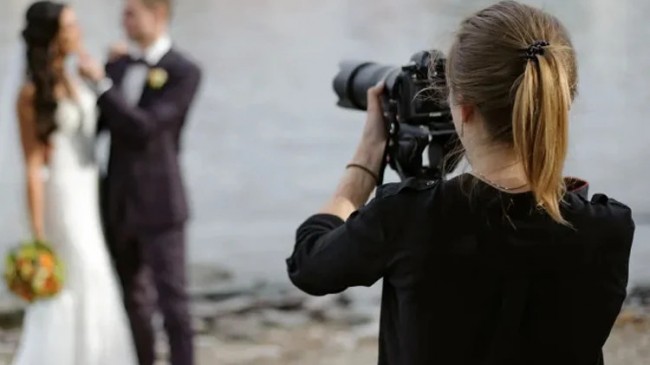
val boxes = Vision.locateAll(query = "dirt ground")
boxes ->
[1,311,648,365]
[196,309,650,365]
[193,314,648,365]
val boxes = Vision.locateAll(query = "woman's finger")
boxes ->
[367,82,385,110]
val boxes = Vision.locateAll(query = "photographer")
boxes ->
[286,1,635,364]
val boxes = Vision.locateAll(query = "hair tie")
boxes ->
[522,40,550,61]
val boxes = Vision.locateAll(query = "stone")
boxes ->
[192,316,212,335]
[192,295,258,320]
[198,339,282,364]
[303,295,345,322]
[0,310,24,331]
[0,342,14,356]
[329,330,360,351]
[335,292,353,307]
[350,321,380,345]
[0,330,21,345]
[615,309,647,327]
[214,315,265,342]
[303,294,373,326]
[627,285,650,306]
[189,264,233,289]
[189,281,252,301]
[191,283,309,323]
[0,296,25,330]
[253,285,307,311]
[322,307,374,326]
[259,309,311,329]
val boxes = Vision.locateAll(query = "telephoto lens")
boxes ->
[332,61,400,111]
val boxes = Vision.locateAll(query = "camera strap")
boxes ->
[376,136,391,186]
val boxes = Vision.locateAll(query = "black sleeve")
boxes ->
[576,196,636,354]
[97,112,106,135]
[286,188,400,296]
[96,61,116,135]
[597,197,635,312]
[97,63,202,143]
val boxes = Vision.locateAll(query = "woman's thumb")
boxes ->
[367,81,385,110]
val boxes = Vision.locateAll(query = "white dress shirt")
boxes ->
[122,35,172,106]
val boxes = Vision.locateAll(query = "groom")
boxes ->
[79,0,201,364]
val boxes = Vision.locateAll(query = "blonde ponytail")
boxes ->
[512,46,572,224]
[447,1,578,224]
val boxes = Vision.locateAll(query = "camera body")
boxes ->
[333,50,460,183]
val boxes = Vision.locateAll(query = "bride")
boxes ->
[12,1,137,364]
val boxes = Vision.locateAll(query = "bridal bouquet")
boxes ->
[4,240,64,302]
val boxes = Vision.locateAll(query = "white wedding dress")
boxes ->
[11,84,138,365]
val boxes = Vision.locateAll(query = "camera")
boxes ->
[333,50,460,183]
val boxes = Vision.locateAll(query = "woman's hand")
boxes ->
[78,50,106,82]
[34,230,46,243]
[352,82,388,175]
[108,41,129,62]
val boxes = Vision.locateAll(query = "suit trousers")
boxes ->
[111,225,194,365]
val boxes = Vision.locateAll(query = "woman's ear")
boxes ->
[460,104,476,124]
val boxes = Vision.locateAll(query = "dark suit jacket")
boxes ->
[98,49,202,233]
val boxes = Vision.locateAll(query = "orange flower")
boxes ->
[19,261,35,279]
[15,258,28,272]
[16,286,32,302]
[39,254,54,269]
[44,277,57,293]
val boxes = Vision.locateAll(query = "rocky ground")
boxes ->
[0,266,649,365]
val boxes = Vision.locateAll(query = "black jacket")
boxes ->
[287,175,635,365]
[98,49,202,232]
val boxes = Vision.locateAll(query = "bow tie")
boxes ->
[126,56,151,67]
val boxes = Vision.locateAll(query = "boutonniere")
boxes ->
[147,68,168,90]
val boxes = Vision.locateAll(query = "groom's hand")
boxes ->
[78,51,106,82]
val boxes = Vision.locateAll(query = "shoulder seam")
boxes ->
[376,178,439,200]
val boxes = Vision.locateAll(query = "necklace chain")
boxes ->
[474,172,528,191]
